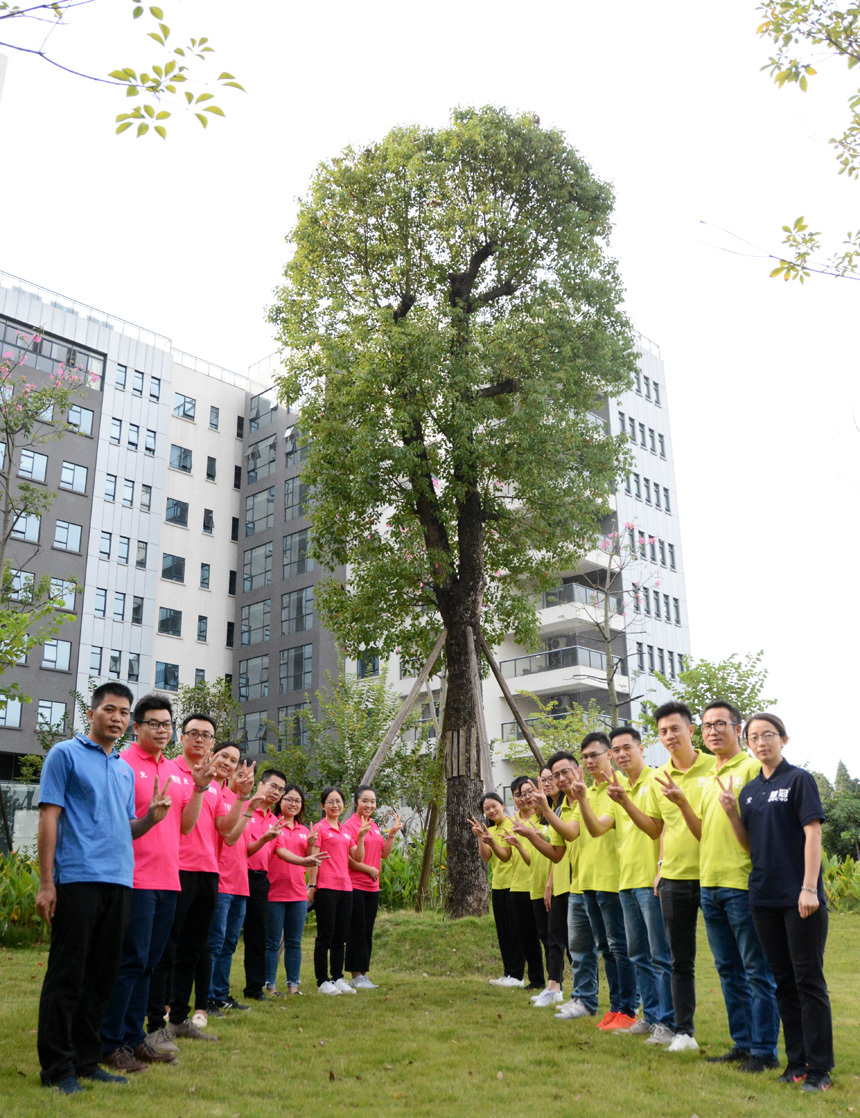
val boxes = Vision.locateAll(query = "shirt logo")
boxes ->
[767,788,790,803]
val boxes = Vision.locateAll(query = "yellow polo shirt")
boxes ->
[609,764,661,890]
[520,814,552,900]
[509,811,535,893]
[699,750,761,890]
[487,818,515,889]
[549,799,576,896]
[644,750,716,880]
[575,782,620,892]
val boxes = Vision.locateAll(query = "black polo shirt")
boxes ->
[738,759,826,908]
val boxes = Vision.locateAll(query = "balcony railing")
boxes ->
[499,644,623,680]
[541,582,623,614]
[500,711,572,741]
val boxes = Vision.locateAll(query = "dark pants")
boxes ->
[38,882,131,1085]
[510,889,544,987]
[658,877,701,1036]
[243,869,270,998]
[532,897,551,978]
[547,890,571,985]
[313,888,353,985]
[752,905,834,1074]
[491,887,520,978]
[148,870,218,1032]
[345,889,380,974]
[101,887,177,1054]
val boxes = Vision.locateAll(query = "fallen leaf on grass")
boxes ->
[355,1075,362,1081]
[497,1071,504,1080]
[329,1070,338,1081]
[189,1085,197,1093]
[319,1040,325,1047]
[384,1063,393,1070]
[497,1013,502,1020]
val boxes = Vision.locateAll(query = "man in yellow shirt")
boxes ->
[668,701,779,1073]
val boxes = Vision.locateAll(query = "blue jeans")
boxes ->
[701,886,780,1060]
[208,892,247,1003]
[266,900,308,988]
[583,890,637,1016]
[619,887,674,1028]
[567,892,598,1012]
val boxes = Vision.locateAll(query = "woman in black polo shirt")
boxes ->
[718,713,834,1093]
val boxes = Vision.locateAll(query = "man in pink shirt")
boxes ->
[101,695,213,1072]
[242,769,287,1000]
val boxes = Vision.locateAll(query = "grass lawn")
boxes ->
[0,910,857,1117]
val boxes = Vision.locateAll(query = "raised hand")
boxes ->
[357,816,372,839]
[148,775,173,824]
[305,851,330,868]
[467,816,491,844]
[530,788,550,813]
[715,774,738,818]
[570,764,588,801]
[233,760,256,797]
[387,812,403,837]
[511,817,538,838]
[604,769,628,803]
[654,771,686,806]
[263,818,288,843]
[191,750,216,789]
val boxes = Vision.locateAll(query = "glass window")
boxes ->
[165,498,189,526]
[99,531,112,559]
[228,570,236,595]
[659,540,666,565]
[281,586,313,636]
[283,528,313,579]
[249,387,278,430]
[90,646,102,674]
[114,592,126,621]
[195,668,206,684]
[110,418,122,444]
[654,485,662,509]
[197,615,208,642]
[236,415,244,439]
[284,427,309,470]
[173,392,196,421]
[243,541,273,591]
[132,596,144,624]
[246,487,275,536]
[668,651,676,679]
[643,478,651,504]
[109,650,121,679]
[654,592,661,619]
[239,654,269,700]
[673,597,681,625]
[226,621,235,647]
[54,520,81,551]
[241,599,271,645]
[647,645,655,672]
[128,423,139,450]
[668,543,676,570]
[633,474,641,499]
[170,444,192,472]
[145,429,156,455]
[200,562,210,589]
[118,535,130,563]
[203,508,214,534]
[0,699,22,727]
[60,461,88,493]
[658,433,666,458]
[128,652,140,683]
[122,479,134,507]
[158,607,182,637]
[233,465,242,489]
[116,363,127,389]
[105,473,117,501]
[649,538,657,562]
[663,593,670,619]
[51,578,76,611]
[649,428,656,453]
[94,587,107,617]
[654,382,661,407]
[658,647,665,674]
[37,700,66,729]
[150,376,161,401]
[155,661,179,691]
[664,487,671,514]
[231,516,239,541]
[284,477,308,522]
[162,553,185,582]
[209,405,220,430]
[279,644,312,693]
[247,433,277,483]
[13,513,40,543]
[141,484,152,511]
[68,404,94,436]
[357,655,380,680]
[643,588,651,615]
[278,703,309,746]
[644,375,651,400]
[132,369,144,395]
[241,710,267,751]
[42,639,72,671]
[638,422,646,447]
[18,449,48,482]
[9,569,33,602]
[206,456,216,482]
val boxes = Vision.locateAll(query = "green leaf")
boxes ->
[126,85,140,97]
[159,23,170,39]
[184,90,194,104]
[108,69,131,81]
[155,110,170,120]
[147,32,164,44]
[203,105,226,117]
[217,72,235,80]
[143,104,154,118]
[222,81,245,91]
[149,5,163,17]
[133,4,143,17]
[116,120,134,134]
[136,122,149,138]
[153,64,163,78]
[194,92,214,103]
[155,125,167,140]
[195,113,209,128]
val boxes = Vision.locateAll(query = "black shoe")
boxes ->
[224,996,251,1011]
[244,991,267,1001]
[524,983,543,991]
[706,1046,750,1064]
[778,1066,808,1085]
[206,1001,227,1018]
[51,1076,84,1095]
[81,1067,128,1085]
[739,1056,780,1074]
[801,1072,832,1093]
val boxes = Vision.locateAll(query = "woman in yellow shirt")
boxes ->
[469,793,522,988]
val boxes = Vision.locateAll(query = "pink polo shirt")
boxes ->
[246,808,276,872]
[216,787,250,897]
[121,741,191,891]
[172,755,228,874]
[313,817,354,891]
[268,822,311,902]
[343,814,384,893]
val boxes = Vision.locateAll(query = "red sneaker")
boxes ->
[603,1013,638,1031]
[596,1012,619,1030]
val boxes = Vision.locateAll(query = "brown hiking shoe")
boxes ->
[145,1026,178,1053]
[104,1046,149,1073]
[133,1039,177,1064]
[170,1019,218,1041]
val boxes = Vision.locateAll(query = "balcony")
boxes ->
[498,644,627,699]
[538,582,625,638]
[500,711,571,742]
[542,582,623,614]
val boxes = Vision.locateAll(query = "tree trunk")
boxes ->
[415,798,439,912]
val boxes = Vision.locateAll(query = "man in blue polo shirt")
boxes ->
[36,683,172,1095]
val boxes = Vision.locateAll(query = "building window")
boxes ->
[233,465,242,489]
[200,562,210,589]
[37,700,66,729]
[42,639,72,671]
[203,508,214,534]
[0,699,22,728]
[128,653,140,683]
[241,599,271,646]
[228,569,237,595]
[155,661,179,691]
[247,433,277,483]
[617,409,625,434]
[659,540,666,566]
[162,553,185,582]
[636,642,645,673]
[206,456,217,482]
[150,376,161,401]
[195,668,206,684]
[643,478,651,504]
[68,404,94,436]
[638,422,646,447]
[654,382,661,407]
[635,371,642,394]
[116,363,127,389]
[240,710,267,751]
[145,429,156,455]
[278,702,309,746]
[141,484,152,511]
[59,461,88,494]
[122,479,134,507]
[649,428,656,453]
[628,416,636,440]
[668,544,676,570]
[664,487,671,514]
[110,418,122,444]
[132,596,144,624]
[51,578,76,611]
[230,516,239,541]
[108,650,121,679]
[658,433,666,458]
[284,427,309,470]
[209,405,220,430]
[647,645,655,672]
[173,392,196,421]
[624,475,631,495]
[105,473,117,502]
[283,528,313,579]
[643,588,651,615]
[197,615,208,642]
[658,647,665,675]
[644,375,651,400]
[668,651,676,679]
[94,588,107,617]
[118,535,130,563]
[132,369,144,395]
[12,513,40,543]
[654,486,662,509]
[649,538,657,562]
[654,592,661,619]
[128,423,139,450]
[165,498,189,527]
[239,654,269,700]
[279,643,312,694]
[170,444,192,473]
[114,592,126,621]
[54,520,81,552]
[663,592,670,620]
[18,449,48,483]
[281,586,313,636]
[243,541,273,591]
[99,531,112,559]
[357,654,380,680]
[633,473,641,499]
[673,597,681,625]
[90,646,102,674]
[158,607,182,637]
[226,621,235,648]
[236,415,244,439]
[284,477,308,522]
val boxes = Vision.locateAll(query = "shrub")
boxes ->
[0,852,41,941]
[380,836,445,911]
[823,852,860,912]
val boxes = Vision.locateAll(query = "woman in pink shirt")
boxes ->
[343,785,402,989]
[307,786,368,995]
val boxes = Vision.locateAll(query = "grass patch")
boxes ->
[0,911,857,1116]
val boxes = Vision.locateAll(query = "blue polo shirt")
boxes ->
[39,734,136,887]
[738,759,826,908]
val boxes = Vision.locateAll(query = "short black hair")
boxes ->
[181,712,216,734]
[653,700,693,726]
[510,775,535,794]
[91,682,133,709]
[610,725,641,745]
[702,699,742,725]
[260,768,287,785]
[581,732,610,751]
[546,750,576,768]
[133,693,173,724]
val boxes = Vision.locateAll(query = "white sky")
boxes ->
[0,1,857,780]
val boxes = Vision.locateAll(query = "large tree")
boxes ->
[269,106,635,916]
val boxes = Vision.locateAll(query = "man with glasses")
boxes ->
[242,769,288,1001]
[663,701,779,1073]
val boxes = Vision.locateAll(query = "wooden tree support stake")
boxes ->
[467,627,495,792]
[478,631,545,769]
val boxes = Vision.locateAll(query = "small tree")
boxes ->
[502,694,607,773]
[171,677,242,747]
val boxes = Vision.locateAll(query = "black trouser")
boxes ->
[243,869,270,997]
[546,891,571,985]
[491,887,520,978]
[148,870,218,1031]
[532,897,551,979]
[345,889,380,974]
[510,889,545,987]
[658,877,700,1036]
[313,888,353,985]
[752,904,834,1074]
[38,882,131,1085]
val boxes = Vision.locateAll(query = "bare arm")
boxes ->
[180,786,205,835]
[36,804,61,924]
[799,821,823,919]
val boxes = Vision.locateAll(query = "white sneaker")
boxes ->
[350,975,379,989]
[334,978,357,995]
[318,981,342,995]
[667,1033,699,1053]
[495,976,524,988]
[530,987,550,1003]
[645,1023,676,1046]
[554,998,595,1020]
[615,1017,650,1035]
[488,976,509,986]
[190,1010,208,1029]
[532,989,564,1008]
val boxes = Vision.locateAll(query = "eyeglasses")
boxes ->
[184,730,215,741]
[581,751,605,761]
[553,765,574,776]
[324,799,343,807]
[283,797,303,806]
[748,731,781,745]
[139,719,173,730]
[702,720,738,732]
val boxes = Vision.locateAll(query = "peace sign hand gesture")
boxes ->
[715,774,738,818]
[511,817,538,838]
[148,775,173,824]
[191,751,216,790]
[654,771,686,806]
[467,816,492,845]
[357,816,372,840]
[604,769,629,804]
[570,764,588,802]
[232,760,256,798]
